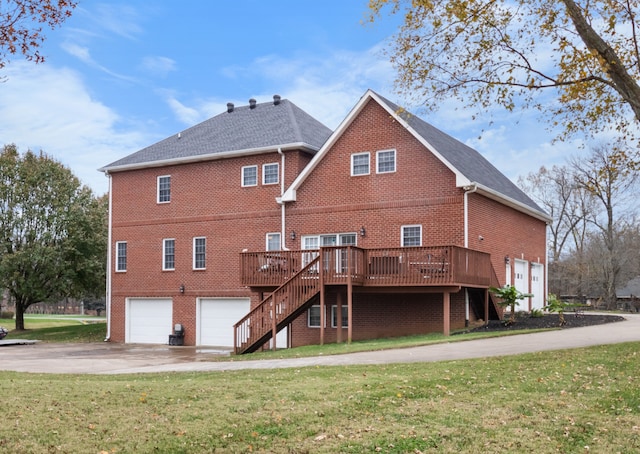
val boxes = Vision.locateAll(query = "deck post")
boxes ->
[484,288,489,326]
[347,275,353,344]
[319,250,325,346]
[271,295,277,351]
[443,291,450,336]
[336,291,343,343]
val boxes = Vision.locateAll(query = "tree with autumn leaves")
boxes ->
[369,0,640,144]
[0,0,77,71]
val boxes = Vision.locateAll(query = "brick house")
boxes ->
[100,90,550,353]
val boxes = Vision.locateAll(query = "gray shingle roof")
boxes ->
[101,98,332,171]
[374,92,546,215]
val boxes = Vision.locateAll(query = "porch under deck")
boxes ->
[235,246,500,354]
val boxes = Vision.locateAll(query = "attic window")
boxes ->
[377,149,396,174]
[351,152,370,176]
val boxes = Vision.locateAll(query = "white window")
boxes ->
[116,241,127,272]
[402,225,422,247]
[163,238,175,270]
[242,165,258,187]
[351,152,370,176]
[263,163,279,185]
[331,305,348,328]
[157,175,171,203]
[266,233,281,251]
[377,149,396,173]
[193,237,206,270]
[308,305,323,328]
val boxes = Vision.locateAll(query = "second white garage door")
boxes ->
[197,298,251,347]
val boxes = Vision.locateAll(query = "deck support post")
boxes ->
[271,295,277,351]
[443,291,450,336]
[484,288,489,326]
[336,291,343,343]
[319,251,325,346]
[347,278,353,344]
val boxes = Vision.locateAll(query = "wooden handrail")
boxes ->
[234,255,321,354]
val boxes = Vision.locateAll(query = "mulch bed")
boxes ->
[468,312,626,333]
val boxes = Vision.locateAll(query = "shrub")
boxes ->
[0,311,15,319]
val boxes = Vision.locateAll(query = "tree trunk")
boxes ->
[561,0,640,122]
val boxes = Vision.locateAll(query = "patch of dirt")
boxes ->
[468,312,626,333]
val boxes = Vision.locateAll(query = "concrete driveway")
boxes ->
[1,313,639,375]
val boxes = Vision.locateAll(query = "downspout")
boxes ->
[277,147,290,251]
[463,183,478,326]
[463,183,478,248]
[104,172,113,341]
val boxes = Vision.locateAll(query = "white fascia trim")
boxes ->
[282,90,376,202]
[471,182,553,223]
[98,142,318,173]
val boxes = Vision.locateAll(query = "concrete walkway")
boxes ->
[1,313,639,375]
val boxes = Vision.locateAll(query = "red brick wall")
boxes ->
[287,99,465,249]
[109,151,300,342]
[467,193,548,305]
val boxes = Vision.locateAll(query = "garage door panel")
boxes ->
[198,298,250,347]
[127,298,172,344]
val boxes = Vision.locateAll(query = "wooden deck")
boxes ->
[235,246,496,354]
[240,245,493,288]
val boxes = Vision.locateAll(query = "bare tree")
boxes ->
[570,142,639,307]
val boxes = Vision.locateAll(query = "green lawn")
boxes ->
[1,342,638,453]
[1,316,107,342]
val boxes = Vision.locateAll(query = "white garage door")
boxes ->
[197,298,251,347]
[530,263,545,310]
[127,298,173,344]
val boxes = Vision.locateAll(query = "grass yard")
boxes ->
[1,342,638,453]
[1,317,107,343]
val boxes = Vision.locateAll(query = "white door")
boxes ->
[530,263,545,310]
[514,259,530,311]
[197,298,251,347]
[126,298,173,344]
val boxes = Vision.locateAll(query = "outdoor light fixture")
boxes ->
[290,231,296,240]
[504,256,510,265]
[179,284,185,294]
[360,226,366,237]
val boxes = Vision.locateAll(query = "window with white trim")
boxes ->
[308,305,323,328]
[331,305,348,328]
[193,237,206,270]
[377,149,396,173]
[351,152,370,176]
[116,241,127,272]
[242,165,258,187]
[263,163,279,185]
[266,233,281,251]
[401,225,422,247]
[157,175,171,203]
[163,238,175,270]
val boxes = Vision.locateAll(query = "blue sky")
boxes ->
[0,1,578,195]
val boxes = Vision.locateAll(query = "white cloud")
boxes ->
[139,56,176,78]
[0,61,151,194]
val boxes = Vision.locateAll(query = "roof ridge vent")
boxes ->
[273,94,281,105]
[227,102,234,113]
[249,98,257,109]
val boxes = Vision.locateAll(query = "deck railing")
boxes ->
[240,246,492,288]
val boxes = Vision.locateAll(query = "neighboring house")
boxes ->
[100,90,550,353]
[616,276,640,312]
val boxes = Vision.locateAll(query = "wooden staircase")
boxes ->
[234,256,322,354]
